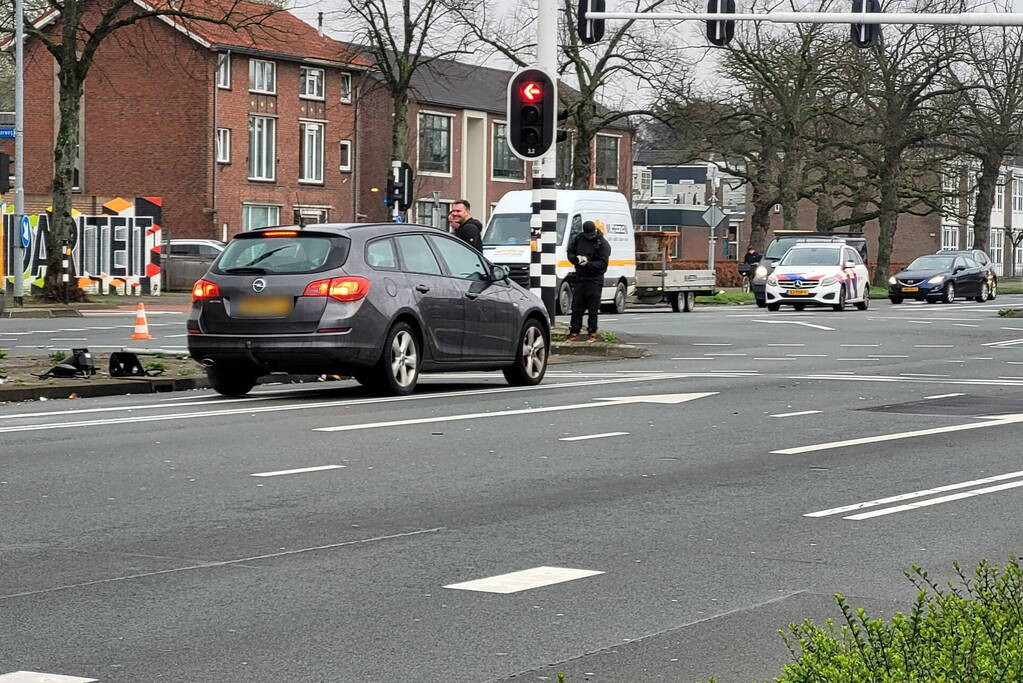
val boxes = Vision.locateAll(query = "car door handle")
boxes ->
[465,292,479,300]
[415,284,430,293]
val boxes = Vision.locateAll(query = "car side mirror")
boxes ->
[491,264,511,281]
[844,260,856,269]
[953,265,965,274]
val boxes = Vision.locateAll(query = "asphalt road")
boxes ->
[0,309,189,357]
[3,296,1023,682]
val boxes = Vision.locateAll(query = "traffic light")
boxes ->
[506,68,557,160]
[850,0,882,48]
[577,0,605,45]
[0,152,9,193]
[706,0,736,46]
[386,162,413,212]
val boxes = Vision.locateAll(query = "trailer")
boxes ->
[632,231,716,312]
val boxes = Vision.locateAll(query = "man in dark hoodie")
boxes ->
[566,220,611,342]
[449,199,483,252]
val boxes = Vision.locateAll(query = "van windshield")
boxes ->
[484,213,568,246]
[764,237,804,260]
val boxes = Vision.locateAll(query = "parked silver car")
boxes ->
[163,239,225,291]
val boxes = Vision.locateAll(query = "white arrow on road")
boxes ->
[754,319,835,331]
[313,392,717,433]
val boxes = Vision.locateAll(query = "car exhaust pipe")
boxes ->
[201,357,216,368]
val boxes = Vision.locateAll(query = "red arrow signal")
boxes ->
[520,81,543,102]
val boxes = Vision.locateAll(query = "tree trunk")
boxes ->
[971,148,1002,253]
[571,122,594,190]
[391,94,409,164]
[873,152,901,285]
[815,189,835,232]
[46,70,85,301]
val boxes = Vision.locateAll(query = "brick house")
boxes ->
[355,58,634,228]
[1,0,371,241]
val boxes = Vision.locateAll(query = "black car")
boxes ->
[187,224,550,396]
[888,253,992,304]
[937,249,998,300]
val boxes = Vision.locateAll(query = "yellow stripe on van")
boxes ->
[558,259,636,268]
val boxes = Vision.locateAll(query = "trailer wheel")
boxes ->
[682,291,696,312]
[669,292,682,312]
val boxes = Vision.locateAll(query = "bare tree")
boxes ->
[949,25,1023,253]
[18,0,283,300]
[455,0,690,188]
[331,0,470,164]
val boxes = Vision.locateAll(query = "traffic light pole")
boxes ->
[12,0,25,305]
[531,0,558,322]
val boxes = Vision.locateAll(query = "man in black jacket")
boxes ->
[450,199,483,252]
[566,221,611,342]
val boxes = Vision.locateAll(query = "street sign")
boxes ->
[701,206,725,227]
[0,128,15,139]
[20,215,31,248]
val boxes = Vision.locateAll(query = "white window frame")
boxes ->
[593,133,621,189]
[248,59,276,95]
[340,72,353,104]
[417,199,452,230]
[299,66,325,100]
[299,121,325,184]
[248,115,276,182]
[1013,176,1023,213]
[991,227,1005,275]
[242,204,281,231]
[491,121,525,182]
[217,52,231,90]
[996,175,1005,211]
[339,139,353,172]
[417,111,454,177]
[216,128,231,164]
[942,224,959,251]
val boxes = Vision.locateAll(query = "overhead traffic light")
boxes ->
[850,0,882,48]
[386,162,413,212]
[506,67,557,160]
[706,0,736,46]
[576,0,605,45]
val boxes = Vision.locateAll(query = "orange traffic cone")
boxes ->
[130,302,154,340]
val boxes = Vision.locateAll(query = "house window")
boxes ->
[942,224,959,251]
[339,140,353,172]
[248,115,276,181]
[996,175,1005,211]
[417,199,451,229]
[492,122,524,180]
[943,173,958,214]
[293,207,328,226]
[594,134,619,187]
[217,53,231,89]
[216,128,231,163]
[556,132,573,188]
[991,228,1005,273]
[967,227,975,250]
[340,72,353,104]
[300,67,324,100]
[418,113,452,174]
[249,59,276,94]
[1014,178,1023,212]
[242,204,280,231]
[300,122,324,183]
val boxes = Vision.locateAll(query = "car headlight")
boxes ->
[888,276,897,285]
[755,265,768,278]
[927,275,945,284]
[767,275,778,286]
[820,276,838,286]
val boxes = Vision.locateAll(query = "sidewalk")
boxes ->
[1,292,193,318]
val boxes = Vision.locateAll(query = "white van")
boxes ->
[483,190,636,314]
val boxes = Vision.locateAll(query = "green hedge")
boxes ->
[775,559,1023,681]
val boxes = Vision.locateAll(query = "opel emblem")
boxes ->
[252,278,266,293]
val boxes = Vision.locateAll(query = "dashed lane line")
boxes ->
[444,566,604,594]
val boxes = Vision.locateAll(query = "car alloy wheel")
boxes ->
[976,282,989,303]
[390,329,418,388]
[855,287,870,311]
[504,319,549,386]
[832,289,847,312]
[944,282,956,304]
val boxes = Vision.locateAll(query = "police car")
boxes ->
[764,241,871,311]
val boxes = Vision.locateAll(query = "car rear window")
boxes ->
[214,233,350,275]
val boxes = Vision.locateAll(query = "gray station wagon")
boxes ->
[186,223,551,396]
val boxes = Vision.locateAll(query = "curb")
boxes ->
[551,342,648,359]
[3,308,84,319]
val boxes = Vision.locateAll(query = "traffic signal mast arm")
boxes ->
[584,11,1023,26]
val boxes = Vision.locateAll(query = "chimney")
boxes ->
[318,12,324,37]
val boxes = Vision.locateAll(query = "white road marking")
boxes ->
[847,480,1023,520]
[837,358,879,362]
[907,321,934,325]
[770,410,822,418]
[805,469,1023,518]
[314,393,717,433]
[922,393,965,399]
[0,374,699,435]
[968,357,994,360]
[692,343,732,346]
[841,344,881,347]
[0,673,97,683]
[768,343,804,347]
[753,357,798,361]
[984,337,1023,348]
[251,465,346,477]
[754,320,834,331]
[1001,327,1023,331]
[915,344,954,348]
[773,414,1023,455]
[869,354,910,358]
[671,357,709,360]
[900,373,949,377]
[785,354,827,357]
[444,566,604,594]
[48,338,88,341]
[1008,362,1023,365]
[953,323,979,328]
[704,352,747,356]
[559,432,629,441]
[793,373,1023,387]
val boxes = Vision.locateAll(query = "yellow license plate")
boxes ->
[237,296,293,317]
[903,286,919,292]
[788,289,810,296]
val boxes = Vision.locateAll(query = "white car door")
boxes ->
[847,248,869,300]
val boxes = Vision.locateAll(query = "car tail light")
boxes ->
[192,279,221,302]
[303,276,371,302]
